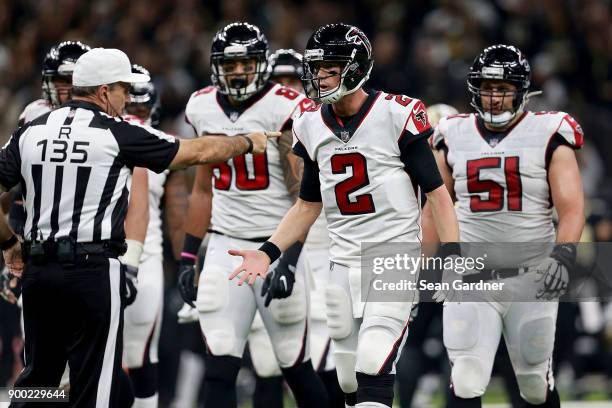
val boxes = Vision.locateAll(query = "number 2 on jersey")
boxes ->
[467,156,522,212]
[211,153,269,190]
[331,153,375,215]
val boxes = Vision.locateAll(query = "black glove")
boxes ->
[261,241,302,307]
[178,261,197,308]
[124,265,139,306]
[0,270,20,304]
[535,244,575,300]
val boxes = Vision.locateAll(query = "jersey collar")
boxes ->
[321,90,381,143]
[475,111,528,148]
[215,82,275,123]
[62,99,105,113]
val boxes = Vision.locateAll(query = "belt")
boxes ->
[463,267,530,283]
[208,229,270,243]
[23,239,127,264]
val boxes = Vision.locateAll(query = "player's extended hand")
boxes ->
[2,240,24,278]
[261,261,295,307]
[535,257,569,300]
[228,249,271,286]
[246,131,282,155]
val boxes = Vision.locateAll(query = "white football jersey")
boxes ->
[123,115,169,259]
[18,99,52,126]
[433,111,583,246]
[185,82,311,238]
[293,91,432,268]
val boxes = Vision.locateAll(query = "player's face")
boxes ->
[53,77,73,104]
[271,75,303,92]
[479,80,517,115]
[221,58,258,90]
[315,62,343,93]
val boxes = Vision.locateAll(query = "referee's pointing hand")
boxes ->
[247,131,282,154]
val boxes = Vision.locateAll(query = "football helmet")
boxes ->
[468,44,531,127]
[42,41,91,107]
[269,49,303,79]
[126,64,161,127]
[302,23,373,104]
[427,103,459,127]
[210,22,269,101]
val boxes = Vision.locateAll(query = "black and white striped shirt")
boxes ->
[0,100,179,243]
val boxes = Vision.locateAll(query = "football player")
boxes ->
[177,22,329,407]
[18,41,91,126]
[426,45,585,408]
[229,23,459,408]
[122,64,188,408]
[244,49,344,408]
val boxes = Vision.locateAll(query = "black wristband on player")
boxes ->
[259,241,281,264]
[241,135,254,154]
[439,242,461,258]
[0,235,18,251]
[181,233,203,265]
[550,243,577,270]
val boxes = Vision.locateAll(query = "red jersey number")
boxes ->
[275,86,299,100]
[211,154,269,191]
[331,153,375,215]
[467,156,522,212]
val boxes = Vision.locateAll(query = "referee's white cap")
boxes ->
[73,48,150,86]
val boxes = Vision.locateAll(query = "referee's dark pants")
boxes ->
[11,255,133,407]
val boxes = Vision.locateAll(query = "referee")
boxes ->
[0,48,278,407]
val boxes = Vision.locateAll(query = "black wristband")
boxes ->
[242,135,254,154]
[259,241,281,264]
[439,242,461,258]
[181,233,203,265]
[0,235,17,251]
[551,243,576,270]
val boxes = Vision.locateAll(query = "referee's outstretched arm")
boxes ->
[168,130,281,169]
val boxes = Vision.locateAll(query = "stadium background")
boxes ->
[0,0,612,407]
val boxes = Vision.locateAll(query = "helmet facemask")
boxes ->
[42,63,76,107]
[468,79,528,128]
[211,46,269,102]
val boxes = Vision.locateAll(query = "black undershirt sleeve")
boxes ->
[545,133,573,170]
[399,135,444,193]
[293,141,322,202]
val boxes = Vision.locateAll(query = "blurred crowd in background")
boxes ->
[1,0,612,406]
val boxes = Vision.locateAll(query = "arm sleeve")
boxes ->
[0,129,24,192]
[112,120,180,173]
[545,132,574,170]
[294,141,322,202]
[400,136,443,193]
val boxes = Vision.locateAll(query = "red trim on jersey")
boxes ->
[562,114,584,148]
